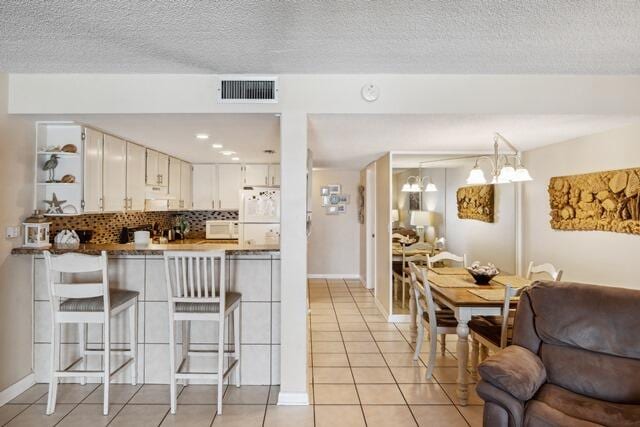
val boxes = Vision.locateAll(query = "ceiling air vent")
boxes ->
[217,76,279,104]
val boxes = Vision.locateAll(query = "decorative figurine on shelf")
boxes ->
[23,210,51,248]
[175,215,190,240]
[42,154,59,182]
[43,192,66,215]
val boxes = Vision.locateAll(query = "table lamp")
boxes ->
[410,210,433,242]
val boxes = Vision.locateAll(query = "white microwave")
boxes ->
[206,220,239,240]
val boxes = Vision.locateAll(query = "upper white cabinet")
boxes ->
[146,149,169,187]
[102,135,127,212]
[269,164,280,186]
[218,164,243,210]
[180,161,192,210]
[168,157,182,210]
[83,127,104,213]
[243,164,280,187]
[192,164,217,210]
[126,142,146,211]
[243,164,270,186]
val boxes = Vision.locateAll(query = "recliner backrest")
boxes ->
[513,281,640,404]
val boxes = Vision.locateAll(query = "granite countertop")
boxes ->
[11,239,280,256]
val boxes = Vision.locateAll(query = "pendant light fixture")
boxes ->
[466,133,533,185]
[401,175,438,192]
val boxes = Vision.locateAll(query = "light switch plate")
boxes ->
[5,226,20,239]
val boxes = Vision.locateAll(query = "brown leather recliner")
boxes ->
[476,281,640,427]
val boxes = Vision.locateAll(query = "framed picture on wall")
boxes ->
[321,196,330,207]
[337,204,347,213]
[327,205,339,215]
[321,186,330,196]
[328,184,341,194]
[409,192,420,211]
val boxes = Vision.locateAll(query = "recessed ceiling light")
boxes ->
[220,150,236,156]
[211,143,223,148]
[196,133,209,140]
[231,157,240,161]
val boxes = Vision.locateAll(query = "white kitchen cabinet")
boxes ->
[146,149,169,187]
[83,128,104,213]
[103,135,127,212]
[145,149,158,186]
[158,153,169,187]
[180,161,192,210]
[243,164,270,186]
[168,157,181,210]
[218,164,243,210]
[192,164,217,210]
[269,164,280,186]
[126,142,146,211]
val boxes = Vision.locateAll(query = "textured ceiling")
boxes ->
[308,114,640,168]
[2,1,640,73]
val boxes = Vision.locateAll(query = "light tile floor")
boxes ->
[0,278,482,426]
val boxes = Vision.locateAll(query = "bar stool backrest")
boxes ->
[43,251,110,308]
[164,251,226,306]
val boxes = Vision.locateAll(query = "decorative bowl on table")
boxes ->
[466,262,499,285]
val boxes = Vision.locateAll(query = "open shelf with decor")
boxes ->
[35,122,84,216]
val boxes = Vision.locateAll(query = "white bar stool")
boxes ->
[43,251,139,416]
[164,251,241,415]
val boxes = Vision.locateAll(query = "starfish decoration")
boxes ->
[43,193,66,214]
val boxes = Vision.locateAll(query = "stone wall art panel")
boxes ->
[457,184,494,223]
[549,167,640,235]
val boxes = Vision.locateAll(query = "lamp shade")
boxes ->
[511,166,533,182]
[466,167,486,185]
[497,165,515,183]
[424,182,438,192]
[391,209,399,222]
[410,210,432,227]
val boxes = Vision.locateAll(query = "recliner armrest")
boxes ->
[478,345,547,401]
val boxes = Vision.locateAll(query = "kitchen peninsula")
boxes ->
[12,241,281,387]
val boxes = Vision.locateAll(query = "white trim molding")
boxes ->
[0,374,35,406]
[277,391,310,406]
[307,274,362,280]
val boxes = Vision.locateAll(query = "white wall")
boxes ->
[523,123,640,289]
[445,160,516,272]
[8,74,640,115]
[0,73,35,393]
[308,169,361,277]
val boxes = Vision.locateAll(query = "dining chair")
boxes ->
[469,284,526,379]
[393,242,433,308]
[426,250,467,354]
[164,251,241,415]
[427,251,468,269]
[409,262,458,379]
[526,262,563,281]
[44,251,139,416]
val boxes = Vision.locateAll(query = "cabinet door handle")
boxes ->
[99,197,104,211]
[123,198,128,210]
[272,176,275,186]
[265,176,268,185]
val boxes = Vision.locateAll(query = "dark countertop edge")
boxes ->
[11,247,280,256]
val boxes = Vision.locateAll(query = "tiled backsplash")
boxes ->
[49,210,238,243]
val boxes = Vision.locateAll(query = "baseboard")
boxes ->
[388,314,411,323]
[307,274,362,280]
[277,391,310,405]
[374,297,390,321]
[0,373,35,407]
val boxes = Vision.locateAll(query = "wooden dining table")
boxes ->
[408,267,532,406]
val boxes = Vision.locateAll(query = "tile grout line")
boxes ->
[349,280,420,427]
[333,278,367,427]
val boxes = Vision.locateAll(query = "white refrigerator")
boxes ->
[239,187,280,246]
